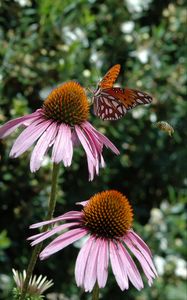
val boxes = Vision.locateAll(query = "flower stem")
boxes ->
[92,282,99,300]
[19,163,60,300]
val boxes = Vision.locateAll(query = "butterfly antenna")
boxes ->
[94,67,101,82]
[85,87,94,94]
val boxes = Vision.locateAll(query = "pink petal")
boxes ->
[87,156,95,181]
[124,235,157,285]
[118,242,144,290]
[29,222,79,246]
[40,228,87,259]
[72,130,80,147]
[127,231,157,276]
[10,118,52,158]
[76,200,89,206]
[75,125,99,180]
[27,231,49,241]
[75,125,96,165]
[30,123,58,172]
[30,211,83,229]
[82,123,103,154]
[84,238,100,292]
[81,125,101,175]
[100,154,106,168]
[75,236,94,288]
[97,239,109,288]
[65,128,73,166]
[52,124,73,166]
[84,121,120,155]
[0,109,42,138]
[128,230,152,257]
[109,240,128,290]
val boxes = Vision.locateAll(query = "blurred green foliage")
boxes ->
[0,0,186,299]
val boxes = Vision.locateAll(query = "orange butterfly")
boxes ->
[93,64,152,120]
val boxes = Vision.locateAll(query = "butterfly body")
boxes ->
[93,64,153,120]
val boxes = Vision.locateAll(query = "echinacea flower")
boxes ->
[0,82,119,180]
[28,190,157,292]
[12,269,53,299]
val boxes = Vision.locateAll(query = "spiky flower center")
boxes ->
[43,81,89,126]
[83,190,133,239]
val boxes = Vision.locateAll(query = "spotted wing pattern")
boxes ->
[107,88,152,109]
[93,64,152,120]
[98,64,121,89]
[93,90,126,120]
[94,88,152,120]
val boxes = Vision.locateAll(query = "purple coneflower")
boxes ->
[29,190,157,292]
[0,82,119,180]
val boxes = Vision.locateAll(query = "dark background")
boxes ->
[0,0,186,299]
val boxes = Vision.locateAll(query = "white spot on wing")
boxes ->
[123,106,127,113]
[136,99,143,104]
[112,100,119,107]
[137,92,144,97]
[108,95,115,100]
[102,97,111,107]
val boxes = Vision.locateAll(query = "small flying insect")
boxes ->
[155,121,174,136]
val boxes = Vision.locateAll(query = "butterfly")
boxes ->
[93,64,153,120]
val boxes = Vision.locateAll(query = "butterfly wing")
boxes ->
[94,63,152,120]
[94,87,152,120]
[93,64,122,119]
[93,90,126,120]
[107,88,153,110]
[98,64,121,89]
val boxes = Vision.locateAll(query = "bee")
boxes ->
[155,121,174,136]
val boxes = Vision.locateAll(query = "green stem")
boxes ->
[92,283,99,300]
[20,163,60,300]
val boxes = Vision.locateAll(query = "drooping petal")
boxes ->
[84,121,120,155]
[75,125,96,166]
[10,118,52,158]
[82,131,104,178]
[71,130,80,147]
[65,127,73,166]
[40,228,87,260]
[118,241,144,290]
[29,211,83,229]
[100,154,106,168]
[75,236,94,288]
[82,123,103,155]
[84,238,100,292]
[0,109,42,138]
[128,232,157,276]
[128,230,153,258]
[97,238,109,288]
[52,124,73,166]
[124,234,157,286]
[109,240,128,291]
[27,231,49,241]
[29,222,79,246]
[30,122,58,172]
[87,155,95,181]
[81,124,101,175]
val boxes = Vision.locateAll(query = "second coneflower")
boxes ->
[0,81,119,180]
[29,190,157,293]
